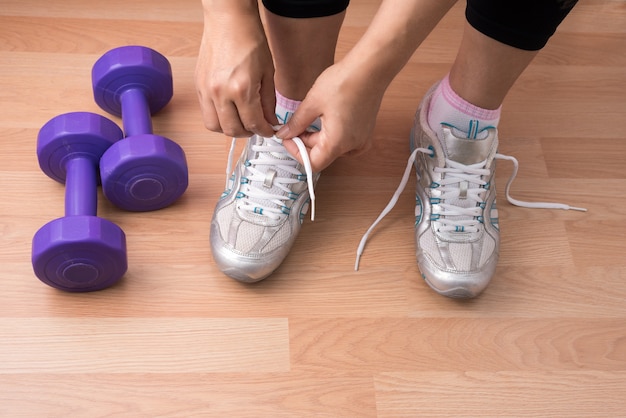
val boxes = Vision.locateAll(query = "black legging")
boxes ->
[261,0,578,51]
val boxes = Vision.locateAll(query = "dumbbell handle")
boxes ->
[121,88,153,137]
[65,156,97,217]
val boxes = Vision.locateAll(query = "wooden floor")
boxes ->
[1,0,625,416]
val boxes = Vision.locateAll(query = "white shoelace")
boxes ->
[354,147,587,270]
[226,131,316,221]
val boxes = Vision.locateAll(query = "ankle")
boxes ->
[275,90,301,125]
[275,90,321,131]
[427,74,501,140]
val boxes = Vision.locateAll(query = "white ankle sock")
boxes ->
[275,90,321,132]
[427,74,501,140]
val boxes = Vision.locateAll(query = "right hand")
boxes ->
[195,2,277,138]
[276,59,386,173]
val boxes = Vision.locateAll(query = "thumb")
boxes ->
[275,98,320,140]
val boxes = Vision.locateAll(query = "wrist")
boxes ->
[201,0,266,45]
[201,0,258,13]
[202,0,261,27]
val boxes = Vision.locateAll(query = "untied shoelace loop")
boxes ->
[354,148,587,271]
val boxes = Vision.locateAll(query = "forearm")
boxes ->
[199,0,270,71]
[341,0,459,91]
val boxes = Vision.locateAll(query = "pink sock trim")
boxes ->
[439,74,501,120]
[276,90,301,113]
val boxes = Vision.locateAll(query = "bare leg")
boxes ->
[263,9,346,101]
[449,22,539,110]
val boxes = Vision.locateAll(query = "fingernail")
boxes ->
[275,125,289,139]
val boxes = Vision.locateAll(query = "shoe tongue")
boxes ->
[241,134,305,218]
[441,126,497,165]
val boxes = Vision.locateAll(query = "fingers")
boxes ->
[195,40,277,138]
[198,98,276,139]
[275,96,319,141]
[282,131,339,173]
[280,114,374,173]
[198,84,277,138]
[275,97,340,173]
[281,137,304,164]
[306,136,338,173]
[260,74,279,128]
[233,92,276,138]
[275,98,324,171]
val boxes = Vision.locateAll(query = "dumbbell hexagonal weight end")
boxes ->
[92,45,173,117]
[37,110,124,184]
[100,134,188,212]
[32,216,127,292]
[32,112,128,292]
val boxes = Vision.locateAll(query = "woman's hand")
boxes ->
[275,0,458,172]
[195,1,277,138]
[276,60,386,173]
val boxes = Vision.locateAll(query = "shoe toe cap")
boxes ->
[209,222,286,283]
[417,253,496,298]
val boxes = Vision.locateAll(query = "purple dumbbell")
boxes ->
[92,45,188,211]
[32,112,128,292]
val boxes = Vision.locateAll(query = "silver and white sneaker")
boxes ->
[355,86,586,298]
[210,134,316,283]
[409,89,501,298]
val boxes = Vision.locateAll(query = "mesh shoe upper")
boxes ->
[210,134,316,283]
